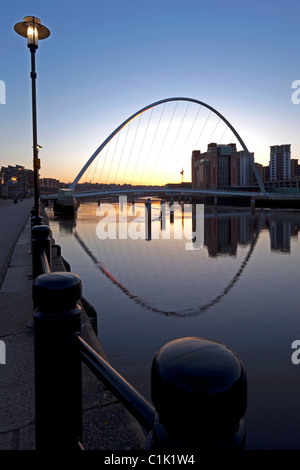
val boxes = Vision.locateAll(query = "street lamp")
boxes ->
[14,16,50,217]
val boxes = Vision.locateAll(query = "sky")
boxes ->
[1,0,300,185]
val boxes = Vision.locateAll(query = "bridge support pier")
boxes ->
[251,196,255,214]
[170,198,174,224]
[145,198,152,240]
[214,196,218,214]
[160,200,166,231]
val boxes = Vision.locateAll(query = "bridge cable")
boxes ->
[129,107,154,186]
[149,101,179,186]
[177,104,203,165]
[82,148,94,184]
[157,102,191,187]
[106,127,121,184]
[208,117,221,144]
[90,142,102,184]
[193,110,212,150]
[97,140,112,185]
[219,124,230,144]
[138,103,166,186]
[155,102,202,186]
[114,120,131,184]
[121,113,142,185]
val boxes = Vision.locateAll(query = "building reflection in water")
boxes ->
[53,200,300,257]
[265,214,299,254]
[46,201,300,320]
[45,201,300,450]
[191,206,299,257]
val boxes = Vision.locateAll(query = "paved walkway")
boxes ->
[0,199,33,289]
[0,199,145,450]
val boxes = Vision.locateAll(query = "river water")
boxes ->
[46,199,300,450]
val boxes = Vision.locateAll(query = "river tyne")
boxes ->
[46,199,300,450]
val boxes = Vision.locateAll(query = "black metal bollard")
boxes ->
[33,272,83,450]
[31,215,43,230]
[146,337,247,451]
[32,225,52,279]
[31,215,43,250]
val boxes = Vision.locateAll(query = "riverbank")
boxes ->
[0,201,146,450]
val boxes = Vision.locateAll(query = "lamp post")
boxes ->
[14,16,50,217]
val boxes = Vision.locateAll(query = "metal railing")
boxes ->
[74,333,155,433]
[40,249,50,274]
[31,213,248,451]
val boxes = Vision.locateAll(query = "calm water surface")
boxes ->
[46,200,300,450]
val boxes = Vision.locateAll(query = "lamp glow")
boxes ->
[27,26,39,47]
[14,16,50,50]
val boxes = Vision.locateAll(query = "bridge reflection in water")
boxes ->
[47,201,300,450]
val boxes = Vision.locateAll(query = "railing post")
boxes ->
[146,337,247,451]
[32,225,52,279]
[33,272,83,450]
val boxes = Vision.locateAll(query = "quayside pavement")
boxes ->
[0,198,145,450]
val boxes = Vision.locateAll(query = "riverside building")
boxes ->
[270,144,291,181]
[191,143,237,190]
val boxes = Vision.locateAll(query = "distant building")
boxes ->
[236,150,253,186]
[0,164,33,198]
[192,143,237,190]
[0,181,30,199]
[40,178,60,188]
[40,177,60,194]
[165,182,192,189]
[270,145,291,181]
[291,158,300,179]
[263,165,270,183]
[1,164,34,189]
[249,162,263,186]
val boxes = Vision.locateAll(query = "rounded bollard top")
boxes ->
[32,224,50,238]
[151,337,247,432]
[33,272,82,313]
[31,215,43,226]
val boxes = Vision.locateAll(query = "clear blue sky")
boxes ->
[1,0,300,184]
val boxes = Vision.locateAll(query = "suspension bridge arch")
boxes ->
[70,97,267,195]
